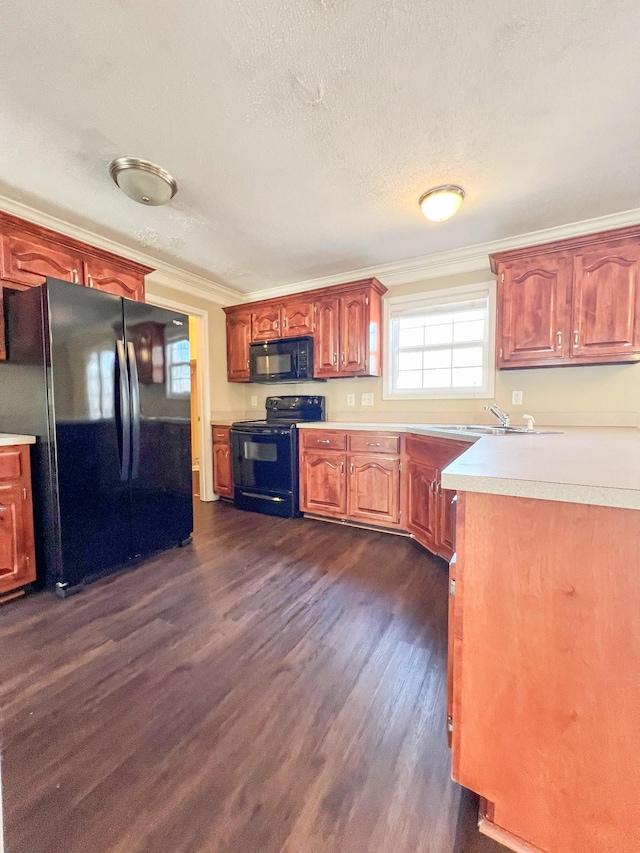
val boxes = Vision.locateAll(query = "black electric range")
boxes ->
[231,396,325,518]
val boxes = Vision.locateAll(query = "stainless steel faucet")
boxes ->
[485,404,511,427]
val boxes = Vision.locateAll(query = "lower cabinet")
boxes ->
[0,444,36,599]
[405,434,472,561]
[212,425,233,499]
[300,430,401,530]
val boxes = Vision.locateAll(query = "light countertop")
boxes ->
[0,433,36,447]
[297,422,640,510]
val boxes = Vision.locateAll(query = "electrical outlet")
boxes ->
[512,391,523,406]
[250,395,258,407]
[347,394,355,407]
[361,393,374,406]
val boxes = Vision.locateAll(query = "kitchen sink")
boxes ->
[424,424,562,435]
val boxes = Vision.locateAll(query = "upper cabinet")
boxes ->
[224,278,386,383]
[492,225,640,368]
[0,212,152,361]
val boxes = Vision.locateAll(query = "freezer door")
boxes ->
[123,301,193,556]
[46,280,132,585]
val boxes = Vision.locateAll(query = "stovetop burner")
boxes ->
[231,395,326,430]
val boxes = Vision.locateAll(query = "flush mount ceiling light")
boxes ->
[108,157,178,206]
[419,185,465,222]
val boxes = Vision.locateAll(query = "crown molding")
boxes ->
[0,193,242,306]
[244,206,640,301]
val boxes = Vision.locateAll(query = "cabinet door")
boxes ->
[213,442,233,498]
[84,259,145,301]
[281,299,314,337]
[1,232,82,287]
[571,243,640,361]
[347,455,400,527]
[498,254,570,367]
[438,484,458,562]
[251,305,281,341]
[300,451,347,515]
[406,460,439,552]
[340,290,368,374]
[0,481,34,595]
[314,298,341,377]
[226,311,252,382]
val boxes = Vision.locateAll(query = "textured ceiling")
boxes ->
[1,0,639,293]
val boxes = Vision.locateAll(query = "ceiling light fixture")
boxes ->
[108,157,178,206]
[419,185,465,222]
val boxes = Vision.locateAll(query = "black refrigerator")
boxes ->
[3,277,193,596]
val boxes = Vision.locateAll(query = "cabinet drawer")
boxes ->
[0,448,23,480]
[212,426,230,443]
[301,430,347,451]
[348,433,400,455]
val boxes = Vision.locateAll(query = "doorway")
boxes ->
[145,293,213,502]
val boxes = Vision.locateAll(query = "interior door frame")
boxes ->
[145,293,214,502]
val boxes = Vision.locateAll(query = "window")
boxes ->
[86,349,115,419]
[384,283,495,399]
[167,339,191,397]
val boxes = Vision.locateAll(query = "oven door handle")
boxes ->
[240,491,285,502]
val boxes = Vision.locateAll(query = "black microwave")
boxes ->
[249,336,318,383]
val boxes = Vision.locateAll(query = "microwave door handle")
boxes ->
[292,345,298,378]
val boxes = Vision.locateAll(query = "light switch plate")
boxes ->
[250,395,258,407]
[347,394,355,407]
[361,393,374,406]
[511,391,523,406]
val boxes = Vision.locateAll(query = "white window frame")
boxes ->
[383,281,496,400]
[166,338,191,398]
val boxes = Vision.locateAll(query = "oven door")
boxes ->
[231,428,293,492]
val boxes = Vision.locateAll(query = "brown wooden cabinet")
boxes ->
[492,224,640,368]
[299,429,402,531]
[0,211,152,361]
[0,444,36,600]
[223,278,386,383]
[212,425,233,499]
[83,258,145,301]
[405,434,471,561]
[348,455,400,526]
[225,310,252,382]
[450,491,640,853]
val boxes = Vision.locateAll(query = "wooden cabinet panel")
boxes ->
[226,311,252,382]
[84,259,145,301]
[301,430,347,451]
[348,433,400,455]
[348,455,400,526]
[314,297,340,377]
[213,443,233,499]
[0,446,36,598]
[1,232,82,287]
[452,492,640,853]
[438,486,458,562]
[212,426,230,444]
[497,254,569,367]
[406,460,439,552]
[251,305,281,341]
[300,451,347,515]
[281,299,313,336]
[572,243,640,361]
[340,290,368,373]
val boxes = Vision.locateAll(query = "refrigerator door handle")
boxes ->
[127,341,141,480]
[115,340,131,482]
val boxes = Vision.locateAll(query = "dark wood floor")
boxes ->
[0,501,505,853]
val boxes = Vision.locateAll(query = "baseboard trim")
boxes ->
[301,513,411,537]
[478,798,546,853]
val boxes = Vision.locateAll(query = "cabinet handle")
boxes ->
[282,318,287,329]
[366,442,381,447]
[246,359,250,369]
[275,321,279,330]
[317,439,330,444]
[557,331,562,348]
[350,462,354,475]
[72,269,79,284]
[341,353,345,365]
[333,352,337,365]
[573,330,579,345]
[87,274,94,288]
[340,462,345,475]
